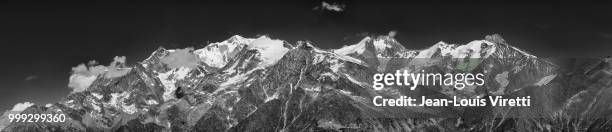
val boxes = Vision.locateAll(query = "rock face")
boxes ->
[3,34,612,131]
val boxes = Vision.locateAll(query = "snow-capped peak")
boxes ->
[194,35,255,68]
[333,37,371,55]
[227,35,252,44]
[193,35,292,69]
[246,36,290,67]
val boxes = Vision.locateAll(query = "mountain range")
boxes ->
[2,34,611,131]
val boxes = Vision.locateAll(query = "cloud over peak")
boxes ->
[160,48,200,69]
[68,56,131,93]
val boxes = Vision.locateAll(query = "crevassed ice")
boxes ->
[107,92,138,114]
[158,67,192,101]
[194,46,227,68]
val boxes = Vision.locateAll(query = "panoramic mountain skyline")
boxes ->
[2,33,610,131]
[1,1,612,131]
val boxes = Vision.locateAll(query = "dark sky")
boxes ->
[1,1,611,110]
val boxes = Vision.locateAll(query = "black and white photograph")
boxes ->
[1,1,612,131]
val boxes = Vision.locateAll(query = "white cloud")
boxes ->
[110,56,126,67]
[10,102,34,112]
[160,48,199,69]
[104,56,131,78]
[68,56,131,93]
[315,2,345,12]
[68,73,98,93]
